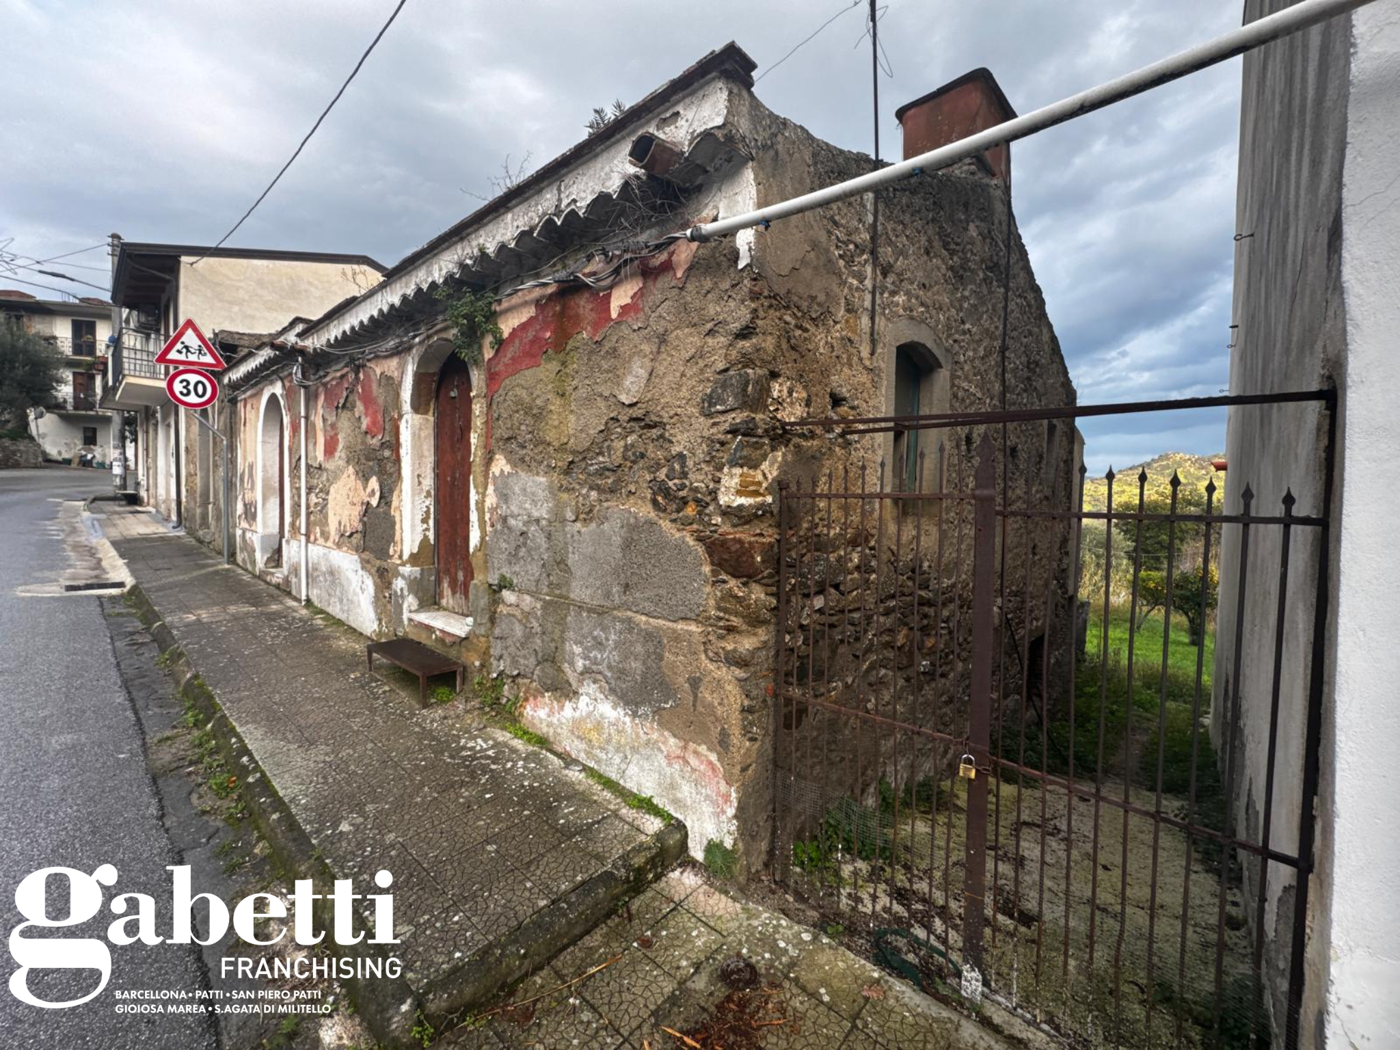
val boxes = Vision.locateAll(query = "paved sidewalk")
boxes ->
[94,505,684,1042]
[93,506,1029,1050]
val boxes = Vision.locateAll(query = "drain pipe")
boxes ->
[685,0,1379,242]
[299,379,309,604]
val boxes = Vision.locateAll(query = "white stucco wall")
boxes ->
[1221,4,1400,1046]
[1324,5,1400,1046]
[27,410,110,463]
[178,256,378,336]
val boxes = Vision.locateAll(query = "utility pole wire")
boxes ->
[39,243,108,263]
[189,0,410,265]
[0,275,85,300]
[755,0,863,84]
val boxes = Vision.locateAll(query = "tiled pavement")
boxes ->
[93,505,1022,1049]
[441,868,1017,1050]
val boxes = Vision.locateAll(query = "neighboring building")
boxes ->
[101,239,385,534]
[1218,2,1399,1046]
[214,45,1075,866]
[1,291,114,464]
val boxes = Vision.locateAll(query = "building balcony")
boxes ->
[104,329,168,409]
[47,335,102,360]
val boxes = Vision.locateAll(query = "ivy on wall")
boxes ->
[435,285,503,368]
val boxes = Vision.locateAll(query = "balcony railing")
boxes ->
[49,335,101,359]
[111,329,161,388]
[47,393,99,412]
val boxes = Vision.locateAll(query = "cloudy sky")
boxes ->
[0,0,1247,471]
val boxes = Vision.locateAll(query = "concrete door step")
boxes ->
[408,607,474,639]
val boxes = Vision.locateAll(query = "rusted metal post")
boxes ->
[772,479,790,881]
[962,431,997,983]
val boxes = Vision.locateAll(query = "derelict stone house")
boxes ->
[210,44,1076,867]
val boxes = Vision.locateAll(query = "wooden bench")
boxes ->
[366,638,464,706]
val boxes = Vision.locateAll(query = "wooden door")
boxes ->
[434,354,473,613]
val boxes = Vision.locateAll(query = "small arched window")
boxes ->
[892,342,946,493]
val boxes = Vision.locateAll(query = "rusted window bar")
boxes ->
[853,463,871,916]
[1109,469,1147,1039]
[946,448,966,964]
[1010,460,1034,990]
[773,478,790,882]
[869,461,888,932]
[962,434,998,974]
[1088,468,1116,971]
[909,450,927,940]
[889,455,906,921]
[929,446,950,972]
[1252,490,1296,1042]
[1176,476,1218,1049]
[838,464,854,913]
[819,468,836,907]
[1143,475,1185,1040]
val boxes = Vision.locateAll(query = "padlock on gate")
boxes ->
[958,753,978,780]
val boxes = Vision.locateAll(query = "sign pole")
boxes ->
[159,319,229,561]
[188,407,230,566]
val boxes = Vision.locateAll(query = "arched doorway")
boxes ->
[434,353,473,613]
[258,394,285,568]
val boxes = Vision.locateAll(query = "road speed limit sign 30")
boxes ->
[166,367,220,409]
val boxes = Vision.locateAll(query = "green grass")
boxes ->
[582,767,675,823]
[703,839,738,879]
[504,721,548,748]
[1024,605,1223,812]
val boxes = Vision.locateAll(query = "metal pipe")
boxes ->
[299,385,309,604]
[684,0,1378,242]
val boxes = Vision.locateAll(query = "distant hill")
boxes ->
[1082,452,1223,512]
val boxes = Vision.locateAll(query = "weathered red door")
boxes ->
[434,354,473,613]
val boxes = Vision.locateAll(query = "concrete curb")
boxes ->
[123,583,687,1048]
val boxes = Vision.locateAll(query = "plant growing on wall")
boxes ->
[435,285,503,368]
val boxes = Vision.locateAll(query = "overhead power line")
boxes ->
[0,274,89,300]
[190,0,410,265]
[39,243,107,263]
[755,0,863,84]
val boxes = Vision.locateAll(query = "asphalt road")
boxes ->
[0,468,215,1049]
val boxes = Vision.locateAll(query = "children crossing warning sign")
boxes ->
[154,319,227,370]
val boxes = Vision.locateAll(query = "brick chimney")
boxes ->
[895,68,1016,182]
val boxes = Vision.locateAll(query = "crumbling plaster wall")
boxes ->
[200,78,1074,878]
[230,353,453,639]
[487,91,1073,870]
[486,234,761,862]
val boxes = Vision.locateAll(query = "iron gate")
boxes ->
[771,391,1334,1049]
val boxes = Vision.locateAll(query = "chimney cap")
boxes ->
[895,67,1017,125]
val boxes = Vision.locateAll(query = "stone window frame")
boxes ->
[881,318,950,499]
